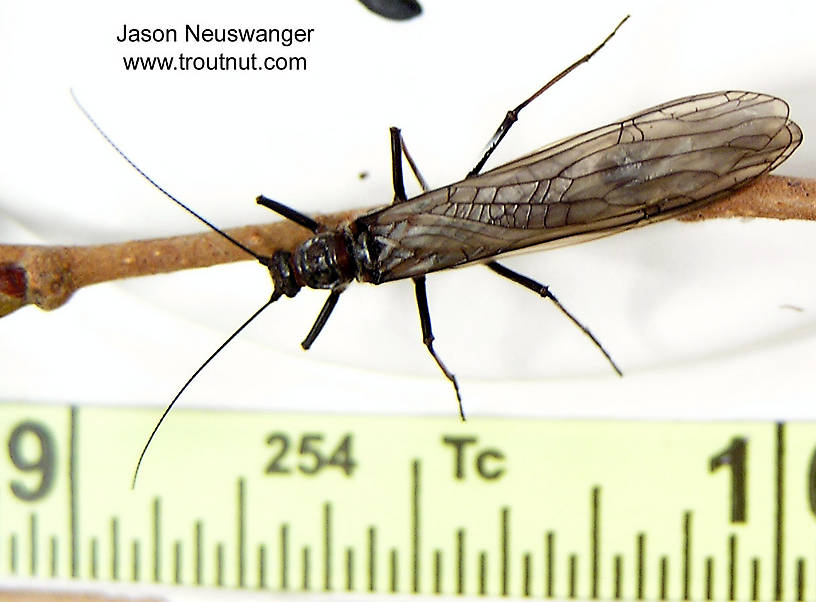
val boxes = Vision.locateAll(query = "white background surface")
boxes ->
[1,0,815,422]
[1,1,815,600]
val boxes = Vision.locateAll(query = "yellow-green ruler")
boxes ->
[1,402,816,601]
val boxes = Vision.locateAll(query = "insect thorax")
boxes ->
[266,229,367,297]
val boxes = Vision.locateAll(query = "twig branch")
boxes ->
[0,207,366,317]
[677,174,815,222]
[1,174,813,318]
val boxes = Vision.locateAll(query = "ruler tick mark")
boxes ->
[795,557,805,602]
[110,517,119,580]
[751,557,760,602]
[131,539,140,582]
[775,422,785,602]
[280,524,289,590]
[659,555,668,601]
[501,506,510,596]
[367,526,376,592]
[302,545,311,591]
[389,548,398,593]
[68,406,78,578]
[49,535,57,578]
[215,542,224,586]
[237,478,246,587]
[591,486,600,599]
[456,528,464,594]
[546,531,555,598]
[323,501,332,591]
[345,546,353,591]
[257,543,266,589]
[173,540,182,584]
[194,520,203,585]
[636,532,645,600]
[433,548,442,594]
[729,533,737,601]
[90,537,98,579]
[522,552,532,597]
[411,460,420,593]
[705,556,714,601]
[28,512,37,576]
[9,533,17,574]
[683,511,692,600]
[151,497,161,582]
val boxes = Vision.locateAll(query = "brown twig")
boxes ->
[677,174,815,222]
[0,207,367,317]
[1,174,813,318]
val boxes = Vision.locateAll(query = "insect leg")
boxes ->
[301,288,345,350]
[413,276,464,419]
[390,127,408,202]
[467,15,629,177]
[256,195,321,233]
[486,261,622,377]
[390,127,430,202]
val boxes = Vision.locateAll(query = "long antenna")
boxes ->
[70,91,283,486]
[131,294,278,488]
[71,90,263,260]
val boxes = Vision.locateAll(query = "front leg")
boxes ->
[300,287,345,350]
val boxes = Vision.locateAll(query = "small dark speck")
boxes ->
[780,304,804,312]
[358,171,369,180]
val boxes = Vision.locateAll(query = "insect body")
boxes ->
[264,91,801,413]
[280,91,802,291]
[72,17,802,485]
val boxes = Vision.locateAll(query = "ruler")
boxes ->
[1,402,815,601]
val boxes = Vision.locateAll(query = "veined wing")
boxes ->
[356,91,802,283]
